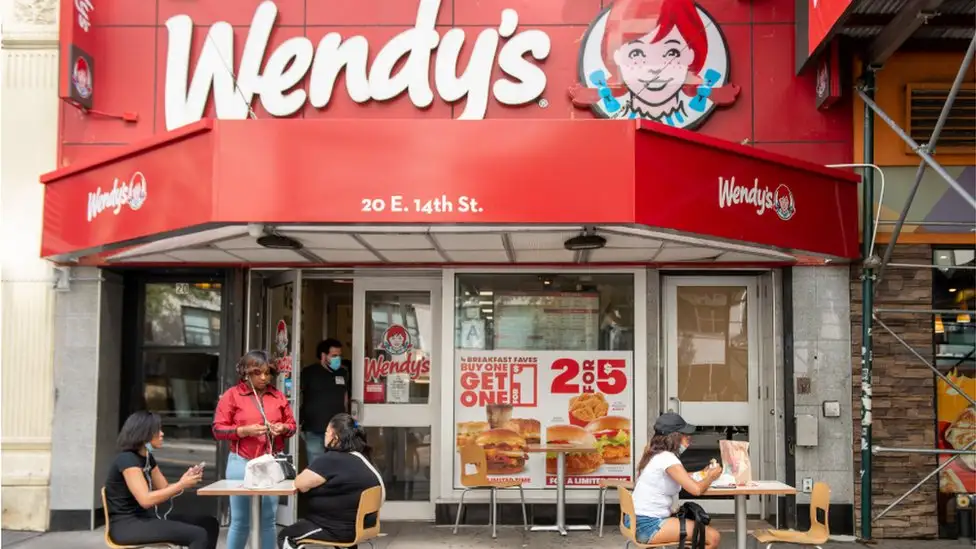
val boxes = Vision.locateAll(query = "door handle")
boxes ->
[668,397,681,414]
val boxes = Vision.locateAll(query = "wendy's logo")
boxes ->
[773,184,796,221]
[381,324,413,356]
[570,0,739,129]
[72,56,92,100]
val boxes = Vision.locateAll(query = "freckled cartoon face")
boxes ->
[388,333,405,349]
[75,68,89,89]
[613,27,694,107]
[778,195,790,210]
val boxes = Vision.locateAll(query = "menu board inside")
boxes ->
[493,292,600,350]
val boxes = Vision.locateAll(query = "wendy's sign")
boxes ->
[59,0,97,110]
[570,0,739,129]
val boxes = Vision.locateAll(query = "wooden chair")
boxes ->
[100,488,180,549]
[596,479,634,537]
[453,443,528,539]
[753,482,831,549]
[617,487,677,548]
[299,485,383,549]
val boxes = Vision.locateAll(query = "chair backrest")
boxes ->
[458,443,490,487]
[808,482,831,538]
[617,487,639,542]
[352,485,383,542]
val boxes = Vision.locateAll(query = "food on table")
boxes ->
[486,403,514,429]
[476,428,528,475]
[945,406,976,471]
[568,392,609,425]
[503,418,542,445]
[545,424,604,475]
[585,415,631,464]
[456,421,489,448]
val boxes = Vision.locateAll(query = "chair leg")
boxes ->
[597,486,606,537]
[453,489,469,534]
[517,485,528,531]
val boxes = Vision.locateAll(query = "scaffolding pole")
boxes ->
[858,66,877,542]
[874,36,976,286]
[855,35,976,538]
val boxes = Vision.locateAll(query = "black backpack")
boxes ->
[674,502,711,549]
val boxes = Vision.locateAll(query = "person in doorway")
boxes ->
[627,413,722,548]
[104,411,219,549]
[279,413,384,549]
[300,339,351,464]
[213,350,297,549]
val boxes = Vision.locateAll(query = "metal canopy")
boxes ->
[840,0,976,59]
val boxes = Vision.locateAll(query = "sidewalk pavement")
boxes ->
[3,524,968,548]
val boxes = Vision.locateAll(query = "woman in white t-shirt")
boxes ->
[627,413,722,548]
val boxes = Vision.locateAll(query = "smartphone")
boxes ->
[193,461,206,472]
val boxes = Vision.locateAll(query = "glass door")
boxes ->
[663,276,760,514]
[138,279,225,518]
[246,270,303,524]
[353,277,440,520]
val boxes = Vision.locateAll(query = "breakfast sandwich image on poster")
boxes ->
[454,351,632,489]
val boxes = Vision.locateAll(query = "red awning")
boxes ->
[40,119,859,264]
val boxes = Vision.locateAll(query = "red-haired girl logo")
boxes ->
[72,56,92,99]
[381,325,413,356]
[773,184,796,221]
[570,0,739,128]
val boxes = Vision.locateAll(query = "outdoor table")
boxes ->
[198,479,296,547]
[526,444,598,536]
[701,480,796,549]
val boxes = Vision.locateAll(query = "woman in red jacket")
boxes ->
[213,350,296,549]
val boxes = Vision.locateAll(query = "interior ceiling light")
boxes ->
[257,233,303,250]
[564,229,607,251]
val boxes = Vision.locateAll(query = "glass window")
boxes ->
[363,426,431,501]
[675,286,749,403]
[454,273,635,352]
[362,291,432,405]
[144,283,222,346]
[933,248,975,537]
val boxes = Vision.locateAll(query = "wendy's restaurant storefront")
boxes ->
[43,0,863,534]
[41,117,860,529]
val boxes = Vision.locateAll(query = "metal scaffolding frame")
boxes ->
[855,35,976,540]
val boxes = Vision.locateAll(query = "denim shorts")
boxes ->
[623,514,665,544]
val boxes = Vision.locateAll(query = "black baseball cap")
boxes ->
[654,413,696,435]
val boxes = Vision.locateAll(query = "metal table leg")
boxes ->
[530,452,590,535]
[249,495,262,549]
[734,494,747,549]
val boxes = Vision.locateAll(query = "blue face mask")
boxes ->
[328,357,341,371]
[145,442,154,454]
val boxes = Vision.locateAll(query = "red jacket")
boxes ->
[213,382,297,460]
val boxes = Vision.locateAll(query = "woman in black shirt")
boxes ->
[104,411,219,549]
[279,413,384,549]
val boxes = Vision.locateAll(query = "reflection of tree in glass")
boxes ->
[144,283,221,346]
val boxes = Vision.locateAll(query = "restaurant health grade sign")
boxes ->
[454,351,633,489]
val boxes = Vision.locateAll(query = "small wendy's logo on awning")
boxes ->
[569,0,740,129]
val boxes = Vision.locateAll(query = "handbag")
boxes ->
[674,502,711,549]
[247,383,297,481]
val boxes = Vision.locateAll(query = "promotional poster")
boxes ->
[454,351,633,489]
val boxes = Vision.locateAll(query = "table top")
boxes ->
[702,480,796,496]
[526,444,598,453]
[197,479,297,496]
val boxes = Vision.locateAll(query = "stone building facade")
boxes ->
[851,244,938,538]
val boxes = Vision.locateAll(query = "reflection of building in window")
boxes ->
[182,306,221,346]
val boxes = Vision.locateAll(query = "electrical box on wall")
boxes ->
[822,400,841,418]
[796,414,819,446]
